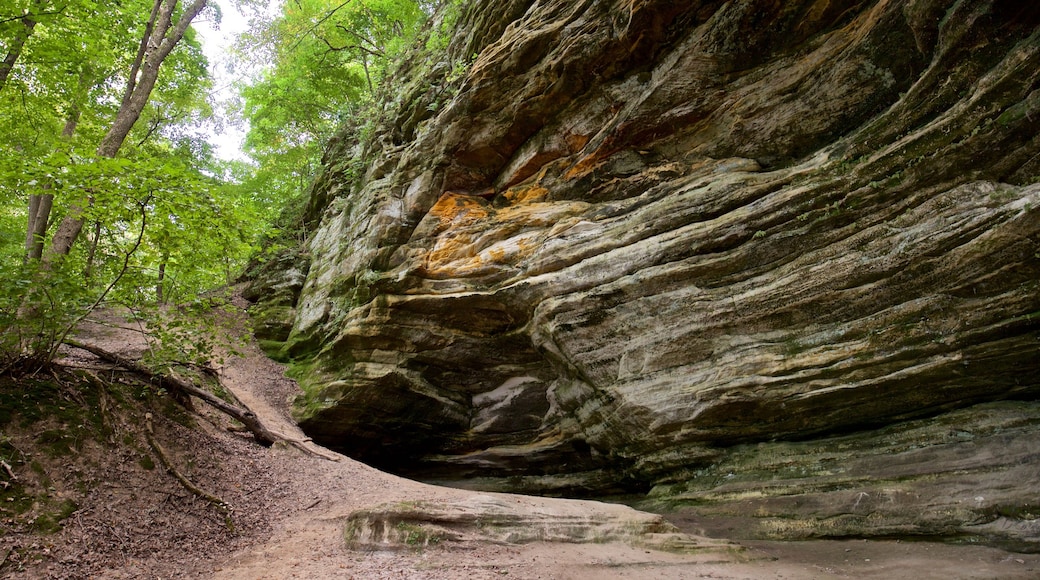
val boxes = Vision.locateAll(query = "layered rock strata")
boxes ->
[247,0,1040,546]
[344,493,738,554]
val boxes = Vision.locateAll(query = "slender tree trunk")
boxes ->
[82,221,102,279]
[97,0,209,157]
[44,0,209,262]
[122,0,164,111]
[12,1,52,261]
[24,195,41,255]
[361,54,373,93]
[0,1,42,93]
[156,259,167,304]
[26,95,82,262]
[23,193,53,262]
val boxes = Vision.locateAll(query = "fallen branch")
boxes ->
[279,437,342,462]
[144,412,233,531]
[64,339,339,461]
[0,459,16,482]
[210,373,343,462]
[223,421,340,461]
[65,339,278,445]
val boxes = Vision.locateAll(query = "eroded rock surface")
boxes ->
[248,0,1040,547]
[344,493,738,554]
[644,401,1040,553]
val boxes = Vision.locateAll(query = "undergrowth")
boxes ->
[0,366,194,574]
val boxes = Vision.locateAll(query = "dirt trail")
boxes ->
[29,306,1040,579]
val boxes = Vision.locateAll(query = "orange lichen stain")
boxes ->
[420,188,586,279]
[564,133,591,153]
[487,246,508,262]
[502,185,549,205]
[426,234,477,269]
[496,201,588,228]
[424,229,543,280]
[565,151,606,180]
[428,192,490,227]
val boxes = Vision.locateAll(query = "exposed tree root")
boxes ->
[144,412,234,532]
[63,339,339,461]
[0,459,17,485]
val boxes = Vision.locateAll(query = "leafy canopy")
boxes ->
[0,0,265,370]
[233,0,431,216]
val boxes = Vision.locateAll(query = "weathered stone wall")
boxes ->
[247,0,1040,546]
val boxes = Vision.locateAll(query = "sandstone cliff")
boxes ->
[248,0,1040,548]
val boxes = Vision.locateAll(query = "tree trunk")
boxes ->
[97,0,209,158]
[23,193,52,262]
[156,259,167,304]
[121,0,164,111]
[27,102,81,263]
[24,195,41,255]
[44,0,209,262]
[82,221,102,279]
[0,1,42,93]
[361,54,373,93]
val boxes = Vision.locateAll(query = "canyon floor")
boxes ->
[3,302,1038,579]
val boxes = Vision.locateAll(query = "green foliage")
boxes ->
[131,296,248,375]
[0,260,95,371]
[0,0,266,369]
[0,0,466,371]
[234,0,433,212]
[424,0,462,53]
[0,145,261,368]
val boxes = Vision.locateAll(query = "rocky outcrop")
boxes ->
[242,247,309,344]
[248,0,1040,547]
[344,493,738,554]
[643,400,1040,552]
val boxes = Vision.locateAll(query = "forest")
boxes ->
[0,0,439,370]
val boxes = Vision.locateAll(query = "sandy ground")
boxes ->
[8,303,1038,579]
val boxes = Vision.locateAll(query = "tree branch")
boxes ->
[61,339,341,461]
[334,23,386,56]
[288,0,356,53]
[156,0,207,62]
[0,2,43,93]
[65,338,277,445]
[121,0,163,110]
[144,411,233,530]
[0,5,64,26]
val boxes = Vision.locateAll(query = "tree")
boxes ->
[234,0,428,214]
[0,0,61,92]
[46,0,210,261]
[0,0,268,369]
[0,0,215,265]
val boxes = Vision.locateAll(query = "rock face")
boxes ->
[344,493,737,554]
[644,400,1040,552]
[248,0,1040,547]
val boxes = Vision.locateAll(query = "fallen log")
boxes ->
[65,338,280,446]
[64,339,342,461]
